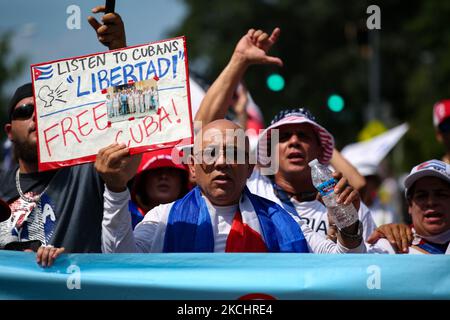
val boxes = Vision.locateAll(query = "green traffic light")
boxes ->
[267,73,285,91]
[327,94,344,112]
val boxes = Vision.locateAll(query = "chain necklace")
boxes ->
[15,169,50,203]
[14,169,52,245]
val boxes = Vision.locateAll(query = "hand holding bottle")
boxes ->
[309,159,360,229]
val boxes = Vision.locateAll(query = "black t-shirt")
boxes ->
[0,163,104,252]
[0,165,56,200]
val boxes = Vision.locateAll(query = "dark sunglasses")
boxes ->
[11,103,35,120]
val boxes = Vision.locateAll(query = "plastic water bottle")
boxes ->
[308,159,358,229]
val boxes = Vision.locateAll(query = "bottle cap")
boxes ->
[308,159,319,167]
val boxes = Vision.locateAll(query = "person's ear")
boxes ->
[4,124,12,142]
[187,155,196,180]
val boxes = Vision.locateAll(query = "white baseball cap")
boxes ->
[404,159,450,196]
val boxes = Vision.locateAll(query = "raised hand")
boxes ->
[88,5,126,50]
[95,143,142,192]
[195,28,283,124]
[233,28,283,67]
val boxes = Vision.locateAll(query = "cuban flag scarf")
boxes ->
[163,186,309,253]
[412,227,450,254]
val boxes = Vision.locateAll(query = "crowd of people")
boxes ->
[0,6,448,269]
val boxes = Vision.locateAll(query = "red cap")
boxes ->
[137,148,188,174]
[131,148,191,206]
[0,199,11,223]
[433,100,450,128]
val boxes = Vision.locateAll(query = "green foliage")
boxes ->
[171,0,450,171]
[0,31,27,141]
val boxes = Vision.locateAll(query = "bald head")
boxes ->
[206,119,242,131]
[194,119,248,154]
[189,119,254,205]
[195,119,242,146]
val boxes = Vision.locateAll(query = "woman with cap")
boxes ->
[129,148,191,229]
[368,159,450,254]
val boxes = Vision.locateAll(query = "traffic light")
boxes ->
[327,94,344,112]
[266,73,285,92]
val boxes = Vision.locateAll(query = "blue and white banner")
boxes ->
[0,251,449,299]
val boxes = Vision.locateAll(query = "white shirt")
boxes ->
[246,169,377,240]
[367,229,450,254]
[101,187,366,254]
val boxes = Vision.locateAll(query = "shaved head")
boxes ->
[190,119,253,206]
[194,119,246,152]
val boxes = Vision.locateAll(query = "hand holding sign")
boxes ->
[31,36,191,171]
[233,28,283,67]
[95,143,142,192]
[88,4,126,50]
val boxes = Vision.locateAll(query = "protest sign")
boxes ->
[31,36,192,171]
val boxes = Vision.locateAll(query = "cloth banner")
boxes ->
[0,251,449,299]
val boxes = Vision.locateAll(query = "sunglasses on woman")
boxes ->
[11,103,35,120]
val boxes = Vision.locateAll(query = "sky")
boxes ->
[0,0,186,93]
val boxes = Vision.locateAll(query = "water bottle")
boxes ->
[308,159,358,229]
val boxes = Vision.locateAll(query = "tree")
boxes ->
[171,0,450,171]
[0,31,28,143]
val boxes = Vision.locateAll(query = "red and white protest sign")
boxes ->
[31,36,192,171]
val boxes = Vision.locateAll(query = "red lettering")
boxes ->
[43,123,60,158]
[143,116,158,137]
[93,103,108,131]
[40,105,118,161]
[115,130,123,143]
[171,99,179,116]
[158,106,172,131]
[76,109,93,137]
[61,117,82,146]
[129,123,144,144]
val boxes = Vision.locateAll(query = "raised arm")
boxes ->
[195,28,283,126]
[95,143,142,253]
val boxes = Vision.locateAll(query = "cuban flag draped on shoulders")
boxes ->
[163,186,309,253]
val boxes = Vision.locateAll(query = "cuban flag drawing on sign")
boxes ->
[34,65,53,81]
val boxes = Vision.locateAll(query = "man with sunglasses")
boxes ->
[0,82,105,254]
[0,6,126,261]
[433,100,450,164]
